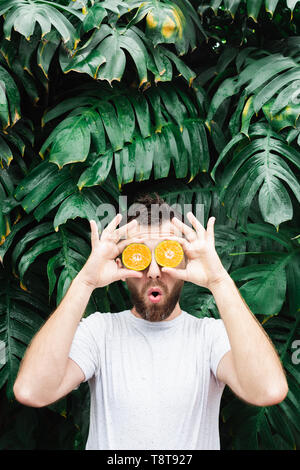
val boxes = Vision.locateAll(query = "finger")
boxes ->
[101,213,122,239]
[115,237,145,257]
[161,267,187,281]
[162,235,190,253]
[171,216,197,242]
[112,218,138,242]
[115,268,144,282]
[89,220,99,249]
[186,212,206,239]
[207,216,216,244]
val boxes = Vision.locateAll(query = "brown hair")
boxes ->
[126,192,182,226]
[117,192,186,267]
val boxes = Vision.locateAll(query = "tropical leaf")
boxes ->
[262,99,300,132]
[0,34,47,99]
[0,266,45,398]
[231,258,289,316]
[0,168,14,246]
[0,65,21,129]
[229,222,299,316]
[36,30,62,80]
[222,314,300,450]
[1,0,83,48]
[205,46,300,139]
[0,0,299,452]
[127,0,206,55]
[0,119,34,247]
[39,83,210,186]
[197,0,299,19]
[0,119,34,168]
[81,3,108,32]
[12,158,115,232]
[59,23,196,86]
[211,122,300,229]
[4,217,91,305]
[180,282,220,319]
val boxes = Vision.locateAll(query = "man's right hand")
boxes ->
[77,214,144,290]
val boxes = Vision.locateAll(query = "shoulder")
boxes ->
[182,311,221,326]
[182,312,225,337]
[79,310,129,334]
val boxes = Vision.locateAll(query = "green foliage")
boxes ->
[0,0,299,450]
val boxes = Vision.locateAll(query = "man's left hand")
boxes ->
[162,212,229,291]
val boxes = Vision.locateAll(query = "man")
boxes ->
[13,193,288,450]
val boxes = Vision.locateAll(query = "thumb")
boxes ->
[89,220,99,249]
[161,267,187,281]
[116,268,143,282]
[207,216,216,244]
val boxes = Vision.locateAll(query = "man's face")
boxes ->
[116,220,186,322]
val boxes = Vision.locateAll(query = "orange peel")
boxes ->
[122,243,152,271]
[155,240,184,268]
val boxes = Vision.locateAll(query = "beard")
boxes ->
[126,278,184,322]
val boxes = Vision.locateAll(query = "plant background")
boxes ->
[0,0,299,450]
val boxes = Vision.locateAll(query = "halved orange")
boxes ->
[155,240,184,268]
[122,243,152,271]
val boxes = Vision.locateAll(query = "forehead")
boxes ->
[125,220,182,248]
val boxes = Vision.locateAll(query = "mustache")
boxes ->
[144,279,167,293]
[127,277,184,322]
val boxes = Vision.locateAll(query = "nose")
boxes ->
[146,253,162,279]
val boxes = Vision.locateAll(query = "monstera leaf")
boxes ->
[0,267,45,399]
[0,0,83,48]
[0,166,23,247]
[262,98,300,132]
[0,213,115,310]
[222,314,300,450]
[211,122,300,229]
[205,47,300,138]
[0,0,299,452]
[127,0,206,55]
[39,83,209,187]
[198,0,299,19]
[59,24,196,86]
[0,119,34,168]
[0,65,22,130]
[229,222,299,316]
[0,118,34,246]
[0,1,197,88]
[81,0,130,31]
[12,222,88,302]
[11,158,121,230]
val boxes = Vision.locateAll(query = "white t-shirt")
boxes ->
[69,309,231,450]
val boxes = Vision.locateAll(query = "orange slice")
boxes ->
[122,243,152,271]
[155,240,184,268]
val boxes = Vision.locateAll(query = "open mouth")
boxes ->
[147,287,163,304]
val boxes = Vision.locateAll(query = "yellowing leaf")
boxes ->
[162,15,176,39]
[146,11,158,28]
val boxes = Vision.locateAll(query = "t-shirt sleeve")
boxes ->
[69,314,101,382]
[209,318,231,384]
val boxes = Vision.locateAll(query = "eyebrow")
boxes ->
[135,237,181,247]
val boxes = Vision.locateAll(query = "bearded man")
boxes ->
[13,193,288,450]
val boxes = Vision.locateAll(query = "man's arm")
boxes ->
[14,216,144,407]
[210,273,288,406]
[13,274,94,407]
[163,213,288,407]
